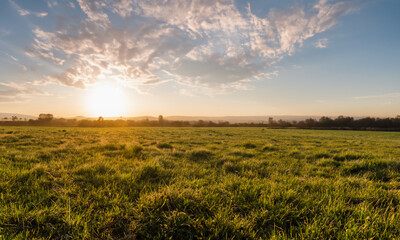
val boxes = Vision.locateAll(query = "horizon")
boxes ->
[1,0,399,117]
[1,112,398,121]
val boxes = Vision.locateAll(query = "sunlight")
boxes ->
[86,81,127,117]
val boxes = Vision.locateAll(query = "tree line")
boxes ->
[1,114,400,131]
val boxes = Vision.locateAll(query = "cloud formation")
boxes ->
[0,82,47,102]
[314,38,328,48]
[25,0,357,93]
[354,93,400,100]
[9,0,48,18]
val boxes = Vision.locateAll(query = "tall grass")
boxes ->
[0,127,400,239]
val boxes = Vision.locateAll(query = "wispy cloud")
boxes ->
[47,1,58,8]
[314,38,328,48]
[1,51,29,71]
[25,0,357,93]
[354,92,400,99]
[0,27,11,36]
[179,89,198,97]
[5,53,18,62]
[9,0,48,18]
[0,82,48,102]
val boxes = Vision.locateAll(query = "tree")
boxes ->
[12,116,18,121]
[318,116,333,128]
[39,114,54,121]
[304,118,317,128]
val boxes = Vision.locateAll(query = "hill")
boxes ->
[0,113,36,120]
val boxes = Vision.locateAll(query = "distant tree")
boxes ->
[268,117,276,127]
[304,118,317,128]
[12,116,18,121]
[318,116,333,128]
[39,114,53,121]
[98,116,104,121]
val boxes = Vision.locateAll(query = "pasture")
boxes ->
[1,127,400,239]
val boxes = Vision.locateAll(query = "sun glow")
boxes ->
[87,81,127,117]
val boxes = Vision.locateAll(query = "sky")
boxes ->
[0,0,399,118]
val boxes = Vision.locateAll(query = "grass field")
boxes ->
[1,127,400,239]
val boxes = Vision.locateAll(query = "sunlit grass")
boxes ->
[0,127,400,239]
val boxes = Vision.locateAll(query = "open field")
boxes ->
[1,127,400,239]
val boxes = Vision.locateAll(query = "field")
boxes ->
[1,127,400,239]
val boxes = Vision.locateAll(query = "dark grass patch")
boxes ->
[98,143,126,151]
[243,142,257,149]
[2,136,19,143]
[72,164,115,188]
[311,152,332,159]
[288,151,305,159]
[343,160,400,181]
[318,159,341,167]
[157,143,173,149]
[333,152,365,161]
[262,145,277,151]
[123,145,144,159]
[134,188,213,239]
[36,151,52,162]
[222,161,241,173]
[135,164,171,184]
[188,149,213,162]
[229,151,254,158]
[18,135,33,139]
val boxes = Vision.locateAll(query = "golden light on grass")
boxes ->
[86,81,127,117]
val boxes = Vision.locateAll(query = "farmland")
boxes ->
[1,127,400,239]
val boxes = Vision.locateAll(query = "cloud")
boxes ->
[2,51,29,71]
[354,93,400,100]
[0,28,11,36]
[5,53,18,62]
[34,12,48,17]
[107,0,134,18]
[76,0,110,25]
[314,38,328,48]
[9,0,48,17]
[26,0,357,93]
[47,1,58,8]
[0,82,48,102]
[179,88,197,97]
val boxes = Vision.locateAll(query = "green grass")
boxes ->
[1,127,400,239]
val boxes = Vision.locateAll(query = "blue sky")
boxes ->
[0,0,399,117]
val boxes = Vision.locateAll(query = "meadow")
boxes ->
[1,127,400,239]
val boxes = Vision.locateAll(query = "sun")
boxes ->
[86,81,127,117]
